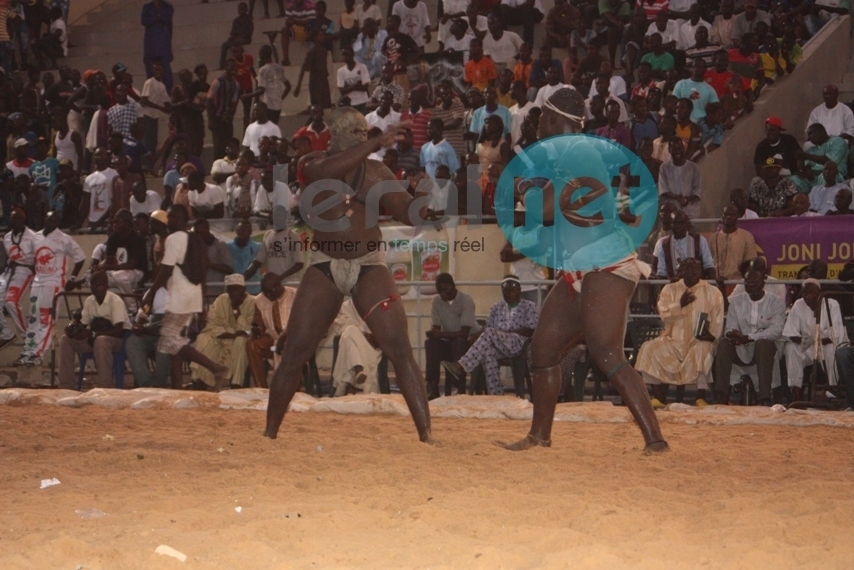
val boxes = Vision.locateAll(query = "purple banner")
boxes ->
[740,217,854,279]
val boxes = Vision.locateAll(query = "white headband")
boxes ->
[543,98,585,124]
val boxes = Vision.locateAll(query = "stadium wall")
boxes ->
[699,16,851,218]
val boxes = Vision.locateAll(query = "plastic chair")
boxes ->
[468,339,532,398]
[76,333,131,391]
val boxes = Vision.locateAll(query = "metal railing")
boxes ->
[44,278,852,384]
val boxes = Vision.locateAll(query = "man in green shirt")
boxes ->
[641,33,675,79]
[790,123,849,192]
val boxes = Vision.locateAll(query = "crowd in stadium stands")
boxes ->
[0,0,851,409]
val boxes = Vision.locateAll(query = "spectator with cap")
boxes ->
[753,116,801,177]
[7,139,34,179]
[190,273,255,390]
[108,63,139,101]
[6,112,37,161]
[806,84,854,145]
[141,0,175,91]
[748,154,799,217]
[440,275,538,396]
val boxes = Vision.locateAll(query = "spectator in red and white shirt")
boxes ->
[6,139,34,178]
[291,104,330,151]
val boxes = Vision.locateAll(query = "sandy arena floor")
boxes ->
[2,394,854,569]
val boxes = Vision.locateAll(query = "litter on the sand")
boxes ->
[155,545,187,562]
[40,478,60,489]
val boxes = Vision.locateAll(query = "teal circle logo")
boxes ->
[495,134,658,272]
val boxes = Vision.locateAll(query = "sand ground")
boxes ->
[2,406,854,569]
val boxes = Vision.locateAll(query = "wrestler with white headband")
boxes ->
[503,88,668,455]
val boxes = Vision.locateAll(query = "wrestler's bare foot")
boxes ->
[419,429,440,445]
[212,366,230,392]
[499,434,552,451]
[643,440,670,455]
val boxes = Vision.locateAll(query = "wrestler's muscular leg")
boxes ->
[504,279,584,450]
[581,272,667,454]
[352,266,434,444]
[264,267,344,439]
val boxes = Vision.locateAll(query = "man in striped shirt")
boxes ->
[281,0,316,66]
[206,60,240,162]
[400,92,432,152]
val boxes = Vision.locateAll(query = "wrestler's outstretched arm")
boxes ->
[301,124,409,184]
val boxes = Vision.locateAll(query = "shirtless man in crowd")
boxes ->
[264,108,439,443]
[502,88,668,454]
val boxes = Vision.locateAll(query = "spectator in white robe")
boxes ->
[783,279,849,401]
[636,258,724,408]
[331,299,382,396]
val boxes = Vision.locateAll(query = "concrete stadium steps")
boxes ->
[61,0,552,162]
